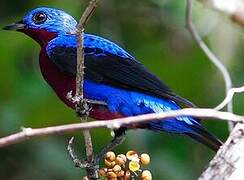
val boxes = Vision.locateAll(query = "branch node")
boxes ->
[21,127,33,136]
[107,122,121,129]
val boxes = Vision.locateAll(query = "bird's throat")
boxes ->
[20,28,57,46]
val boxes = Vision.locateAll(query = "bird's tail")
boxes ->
[185,124,223,152]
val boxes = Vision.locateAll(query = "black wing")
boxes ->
[49,46,196,107]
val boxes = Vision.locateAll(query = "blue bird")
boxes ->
[3,7,222,152]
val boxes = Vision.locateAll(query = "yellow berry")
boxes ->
[140,153,150,165]
[105,151,116,161]
[116,170,125,177]
[105,159,116,168]
[141,170,152,180]
[126,150,138,160]
[107,171,117,178]
[115,157,125,166]
[129,161,140,172]
[117,154,127,161]
[113,164,122,172]
[115,154,127,166]
[107,168,113,172]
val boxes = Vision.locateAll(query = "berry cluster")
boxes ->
[99,150,152,180]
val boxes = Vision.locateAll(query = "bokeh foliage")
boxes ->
[1,0,244,179]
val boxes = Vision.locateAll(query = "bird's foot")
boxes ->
[67,91,108,117]
[67,137,104,168]
[76,99,91,117]
[66,91,92,117]
[67,130,126,167]
[67,137,99,179]
[94,129,127,165]
[67,130,126,179]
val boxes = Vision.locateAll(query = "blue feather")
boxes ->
[84,79,198,134]
[47,33,135,59]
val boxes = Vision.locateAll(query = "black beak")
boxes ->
[3,20,26,31]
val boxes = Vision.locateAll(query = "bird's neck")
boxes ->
[20,29,57,46]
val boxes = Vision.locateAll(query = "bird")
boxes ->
[3,7,222,154]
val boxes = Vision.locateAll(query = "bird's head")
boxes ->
[3,7,78,45]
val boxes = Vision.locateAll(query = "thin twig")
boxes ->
[76,0,100,101]
[0,108,243,148]
[75,0,100,179]
[185,0,235,131]
[215,86,244,111]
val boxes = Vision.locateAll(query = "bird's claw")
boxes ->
[67,137,100,168]
[66,91,92,117]
[76,99,91,117]
[72,158,99,179]
[73,158,99,169]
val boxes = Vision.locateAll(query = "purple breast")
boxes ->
[39,47,76,108]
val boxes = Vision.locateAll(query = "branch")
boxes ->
[75,0,100,179]
[0,108,243,148]
[199,0,244,27]
[185,0,234,131]
[199,123,244,180]
[184,2,244,179]
[215,86,244,111]
[76,0,100,101]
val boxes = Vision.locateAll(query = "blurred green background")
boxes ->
[0,0,244,179]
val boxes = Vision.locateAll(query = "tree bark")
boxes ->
[199,123,244,180]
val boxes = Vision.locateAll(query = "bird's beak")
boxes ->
[3,20,26,31]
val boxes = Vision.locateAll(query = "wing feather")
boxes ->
[48,45,196,108]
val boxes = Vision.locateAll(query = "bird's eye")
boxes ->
[33,12,47,24]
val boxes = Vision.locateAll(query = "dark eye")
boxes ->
[33,12,47,24]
